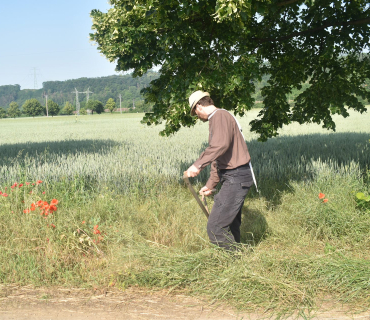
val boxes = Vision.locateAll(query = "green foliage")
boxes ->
[7,102,21,118]
[355,192,370,211]
[79,108,87,115]
[86,99,104,114]
[22,98,43,117]
[91,1,370,140]
[46,100,60,117]
[0,107,6,119]
[61,101,74,115]
[105,98,116,113]
[0,84,20,107]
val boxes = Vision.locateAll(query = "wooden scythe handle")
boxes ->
[183,172,209,219]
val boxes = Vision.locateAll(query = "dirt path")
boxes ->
[0,285,369,320]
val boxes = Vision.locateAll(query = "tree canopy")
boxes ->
[105,98,116,113]
[22,99,43,118]
[91,0,370,140]
[87,100,104,114]
[46,100,60,117]
[0,107,6,119]
[61,101,74,115]
[7,102,21,118]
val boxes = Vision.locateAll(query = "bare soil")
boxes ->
[0,285,369,320]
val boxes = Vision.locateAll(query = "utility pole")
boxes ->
[119,94,122,114]
[72,88,80,115]
[132,99,135,110]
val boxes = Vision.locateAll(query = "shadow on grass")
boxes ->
[181,132,369,205]
[0,139,122,166]
[240,207,269,245]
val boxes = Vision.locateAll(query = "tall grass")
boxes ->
[0,110,369,315]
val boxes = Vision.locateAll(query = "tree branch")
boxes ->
[253,17,370,43]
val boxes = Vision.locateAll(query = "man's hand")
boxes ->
[199,186,212,196]
[186,165,200,177]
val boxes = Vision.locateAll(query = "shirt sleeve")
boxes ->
[205,161,220,190]
[193,111,233,170]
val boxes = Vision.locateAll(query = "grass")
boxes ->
[0,110,370,316]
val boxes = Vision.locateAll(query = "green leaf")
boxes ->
[356,193,366,200]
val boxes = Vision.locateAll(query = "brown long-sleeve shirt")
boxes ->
[193,109,251,190]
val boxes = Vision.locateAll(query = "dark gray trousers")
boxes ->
[207,164,253,250]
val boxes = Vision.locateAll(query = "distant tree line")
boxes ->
[1,71,368,119]
[0,71,159,114]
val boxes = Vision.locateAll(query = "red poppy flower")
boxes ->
[2,193,8,197]
[36,180,43,185]
[51,224,56,228]
[0,191,2,195]
[318,193,325,199]
[93,225,101,234]
[26,182,30,185]
[42,191,45,194]
[49,205,57,212]
[82,221,85,224]
[23,209,30,214]
[19,184,23,188]
[50,199,58,205]
[36,200,43,207]
[323,199,328,203]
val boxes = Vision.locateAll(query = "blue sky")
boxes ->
[0,0,120,89]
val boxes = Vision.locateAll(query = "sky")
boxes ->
[0,0,120,90]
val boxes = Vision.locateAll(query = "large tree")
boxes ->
[45,100,60,117]
[22,99,43,118]
[105,98,116,113]
[0,107,6,119]
[61,102,74,115]
[86,100,104,115]
[7,102,21,118]
[90,0,370,140]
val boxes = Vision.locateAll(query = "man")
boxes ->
[186,90,254,250]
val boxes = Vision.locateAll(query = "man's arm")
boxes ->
[199,161,220,195]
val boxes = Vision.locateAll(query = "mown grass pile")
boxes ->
[0,110,369,315]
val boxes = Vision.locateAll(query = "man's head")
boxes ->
[189,90,212,116]
[188,90,216,122]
